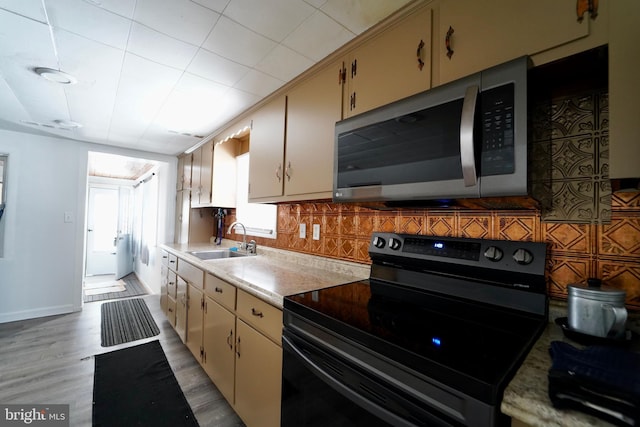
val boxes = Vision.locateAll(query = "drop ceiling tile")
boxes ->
[0,76,30,123]
[86,0,137,19]
[46,0,131,49]
[133,0,219,46]
[283,10,355,61]
[0,9,58,61]
[202,16,276,67]
[0,0,46,22]
[304,0,327,8]
[187,48,249,87]
[128,23,199,70]
[192,0,231,13]
[321,0,411,34]
[233,69,284,97]
[254,44,314,82]
[224,0,315,42]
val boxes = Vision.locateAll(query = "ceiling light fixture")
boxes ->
[33,67,77,85]
[53,119,82,129]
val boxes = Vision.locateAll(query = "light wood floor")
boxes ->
[0,294,244,427]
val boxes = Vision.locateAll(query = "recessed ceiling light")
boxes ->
[33,67,77,85]
[53,119,82,129]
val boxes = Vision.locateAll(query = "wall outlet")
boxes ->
[312,224,320,240]
[299,223,306,239]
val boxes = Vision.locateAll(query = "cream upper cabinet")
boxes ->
[178,153,192,190]
[283,62,343,199]
[211,138,239,207]
[344,4,432,117]
[436,0,591,85]
[248,96,286,200]
[174,190,189,244]
[609,0,640,179]
[190,140,213,207]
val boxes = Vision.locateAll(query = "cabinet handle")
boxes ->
[275,164,282,182]
[285,162,292,182]
[416,39,425,70]
[226,330,233,350]
[445,26,454,59]
[170,260,176,264]
[338,66,346,85]
[351,59,357,78]
[251,308,264,318]
[215,287,223,293]
[168,308,174,313]
[236,336,241,358]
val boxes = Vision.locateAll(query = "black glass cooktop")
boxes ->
[284,279,545,402]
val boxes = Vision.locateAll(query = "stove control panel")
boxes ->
[369,232,546,274]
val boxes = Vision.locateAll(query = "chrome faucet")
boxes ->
[227,221,257,254]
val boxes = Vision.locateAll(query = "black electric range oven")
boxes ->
[282,233,547,427]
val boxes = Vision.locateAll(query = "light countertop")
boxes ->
[159,241,370,309]
[502,302,640,426]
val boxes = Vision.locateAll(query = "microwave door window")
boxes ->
[337,98,465,189]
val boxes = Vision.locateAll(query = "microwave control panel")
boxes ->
[481,83,515,176]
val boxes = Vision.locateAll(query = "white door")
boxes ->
[115,233,133,279]
[86,187,118,275]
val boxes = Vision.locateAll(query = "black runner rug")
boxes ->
[100,298,160,347]
[93,340,199,426]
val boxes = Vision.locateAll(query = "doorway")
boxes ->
[84,152,158,303]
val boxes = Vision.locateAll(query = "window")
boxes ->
[234,153,277,239]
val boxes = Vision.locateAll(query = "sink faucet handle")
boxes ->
[247,240,257,254]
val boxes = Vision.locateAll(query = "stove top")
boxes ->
[284,233,548,404]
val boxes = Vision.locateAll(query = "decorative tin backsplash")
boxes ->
[223,192,640,310]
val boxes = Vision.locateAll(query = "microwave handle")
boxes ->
[460,85,479,187]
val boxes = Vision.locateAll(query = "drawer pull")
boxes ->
[251,308,264,318]
[169,260,176,263]
[169,281,175,285]
[215,287,223,293]
[168,308,173,313]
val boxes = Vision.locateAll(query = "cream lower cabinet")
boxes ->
[202,296,236,403]
[186,284,204,359]
[234,319,282,427]
[175,276,187,342]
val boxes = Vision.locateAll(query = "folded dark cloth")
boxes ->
[548,341,640,426]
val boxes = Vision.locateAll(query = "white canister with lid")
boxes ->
[567,278,627,339]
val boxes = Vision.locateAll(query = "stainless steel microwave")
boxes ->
[333,56,530,203]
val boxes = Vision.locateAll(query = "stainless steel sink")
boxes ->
[188,249,250,260]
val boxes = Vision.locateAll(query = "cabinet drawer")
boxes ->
[177,259,203,289]
[237,290,282,345]
[161,250,169,266]
[167,296,176,327]
[168,254,178,271]
[167,270,177,299]
[205,273,236,311]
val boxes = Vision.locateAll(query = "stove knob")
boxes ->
[513,248,534,265]
[372,236,386,248]
[483,246,503,262]
[389,238,401,250]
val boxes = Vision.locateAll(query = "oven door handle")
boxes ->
[283,335,421,427]
[460,85,479,187]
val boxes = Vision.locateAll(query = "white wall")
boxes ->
[0,129,176,323]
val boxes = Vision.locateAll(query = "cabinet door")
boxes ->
[248,96,286,200]
[186,284,203,360]
[174,190,190,244]
[198,141,214,206]
[211,138,238,208]
[285,62,342,198]
[234,319,282,427]
[345,5,432,117]
[160,263,168,315]
[437,0,589,84]
[181,153,192,190]
[203,297,236,404]
[175,277,187,343]
[609,0,640,179]
[191,147,202,204]
[177,156,185,190]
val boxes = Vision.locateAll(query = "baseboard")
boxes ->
[0,304,76,324]
[133,272,156,295]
